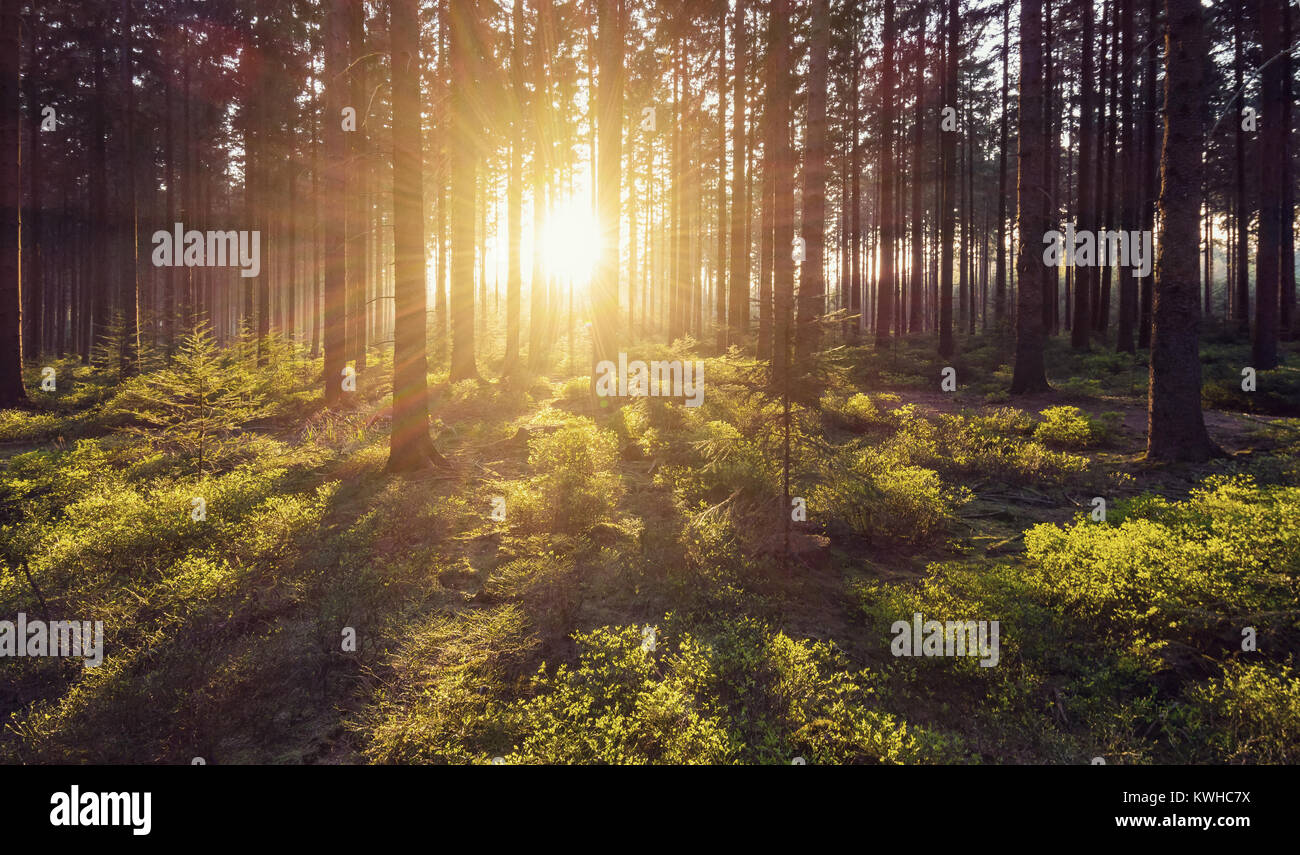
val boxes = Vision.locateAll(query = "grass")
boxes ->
[1,328,1297,764]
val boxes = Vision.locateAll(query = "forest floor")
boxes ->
[2,331,1298,764]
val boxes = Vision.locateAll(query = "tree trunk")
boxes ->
[769,0,793,384]
[21,11,41,362]
[1147,0,1216,461]
[1233,5,1249,335]
[1253,0,1284,370]
[387,0,447,471]
[714,5,727,351]
[938,0,958,358]
[322,0,348,404]
[909,9,926,335]
[1011,0,1051,393]
[0,0,27,407]
[994,0,1009,328]
[728,0,749,345]
[592,0,622,376]
[1072,0,1096,350]
[796,0,830,361]
[504,0,525,374]
[448,0,480,381]
[118,0,139,375]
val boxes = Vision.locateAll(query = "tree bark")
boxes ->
[449,0,480,381]
[592,0,622,375]
[1072,0,1096,350]
[1253,0,1284,370]
[1147,0,1217,461]
[938,0,958,358]
[728,0,749,345]
[797,0,830,361]
[1011,0,1051,393]
[322,0,348,404]
[0,0,27,406]
[387,0,447,471]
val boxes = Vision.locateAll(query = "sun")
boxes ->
[538,198,601,284]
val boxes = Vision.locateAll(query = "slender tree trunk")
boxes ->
[90,31,109,361]
[448,0,480,381]
[714,5,727,351]
[995,0,1009,329]
[728,0,749,345]
[770,0,793,383]
[527,0,550,370]
[434,9,449,361]
[757,21,777,359]
[938,0,958,357]
[0,0,26,406]
[909,10,926,335]
[322,0,348,404]
[387,0,447,471]
[1282,0,1295,340]
[1138,0,1158,348]
[796,0,830,361]
[346,0,368,372]
[1233,6,1249,335]
[1072,0,1096,349]
[504,0,525,374]
[1254,0,1284,369]
[592,0,622,378]
[848,30,862,340]
[874,0,897,348]
[1148,0,1216,461]
[21,12,41,362]
[1011,0,1051,393]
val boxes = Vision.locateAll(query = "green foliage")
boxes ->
[113,323,267,473]
[812,445,970,546]
[496,619,957,764]
[355,606,535,765]
[822,392,898,432]
[1177,661,1300,764]
[6,326,1298,766]
[881,405,1090,485]
[506,420,624,534]
[1033,405,1119,449]
[1022,476,1299,642]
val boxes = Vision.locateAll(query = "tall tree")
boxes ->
[322,0,348,404]
[1253,0,1284,370]
[1010,0,1051,393]
[528,0,551,370]
[797,0,830,361]
[1232,3,1249,335]
[1282,0,1295,340]
[909,8,926,335]
[872,0,896,348]
[938,0,958,358]
[994,0,1010,328]
[21,6,42,361]
[591,0,623,375]
[346,0,369,373]
[504,0,525,374]
[1115,0,1137,353]
[448,0,480,381]
[1147,0,1217,461]
[387,0,447,471]
[118,0,139,375]
[0,0,26,407]
[728,0,749,345]
[769,0,793,383]
[714,4,727,351]
[1071,0,1096,350]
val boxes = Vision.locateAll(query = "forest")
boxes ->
[0,0,1297,766]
